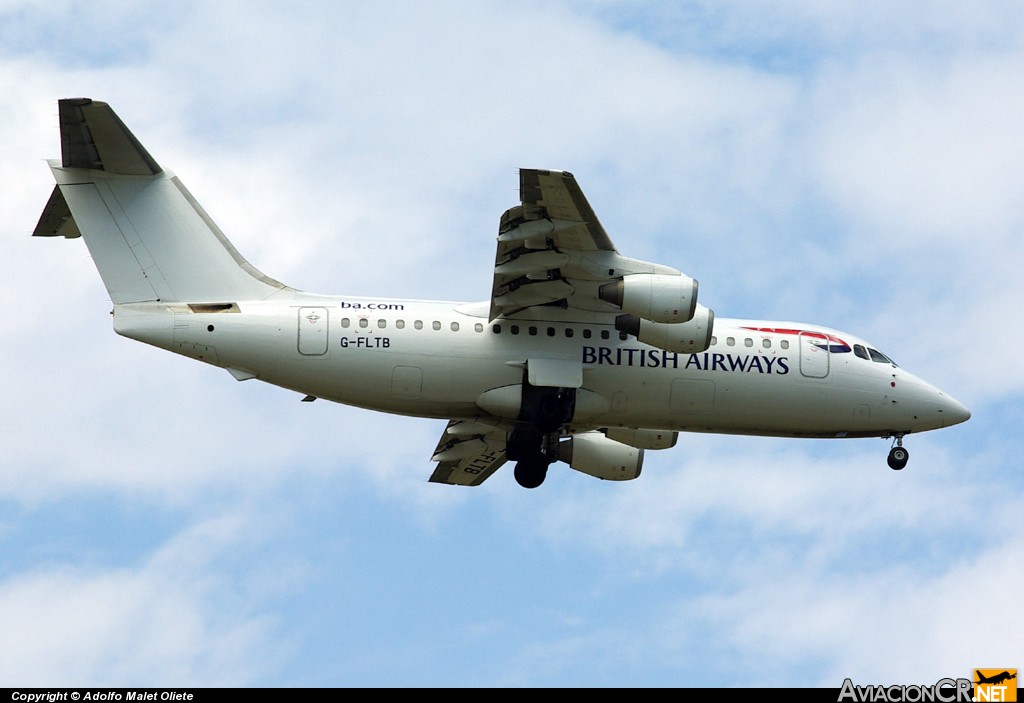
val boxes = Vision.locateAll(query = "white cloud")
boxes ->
[809,54,1024,243]
[686,534,1024,686]
[0,513,285,686]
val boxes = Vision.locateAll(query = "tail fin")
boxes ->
[33,98,288,304]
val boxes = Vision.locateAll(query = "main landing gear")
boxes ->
[513,449,550,489]
[506,386,575,489]
[886,434,909,471]
[507,426,555,489]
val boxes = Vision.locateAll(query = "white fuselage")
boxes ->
[113,294,969,440]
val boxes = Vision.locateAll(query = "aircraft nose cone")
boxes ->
[941,396,971,427]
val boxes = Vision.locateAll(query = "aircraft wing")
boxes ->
[489,168,680,321]
[428,420,507,486]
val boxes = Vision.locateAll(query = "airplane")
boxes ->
[33,98,971,489]
[975,671,1016,686]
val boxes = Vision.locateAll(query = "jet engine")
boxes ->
[615,305,715,354]
[557,432,643,481]
[599,273,698,323]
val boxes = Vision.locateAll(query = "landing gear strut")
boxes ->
[527,387,575,434]
[887,434,909,471]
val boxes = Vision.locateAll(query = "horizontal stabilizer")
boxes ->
[32,185,80,238]
[59,98,161,175]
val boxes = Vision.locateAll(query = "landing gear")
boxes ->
[506,426,542,462]
[887,434,909,470]
[508,416,564,489]
[506,385,574,489]
[527,387,575,434]
[513,450,549,489]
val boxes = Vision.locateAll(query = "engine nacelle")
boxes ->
[605,427,678,450]
[599,273,698,323]
[557,432,643,481]
[615,305,715,354]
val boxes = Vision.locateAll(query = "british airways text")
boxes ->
[582,346,790,374]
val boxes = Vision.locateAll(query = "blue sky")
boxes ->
[1,0,1021,687]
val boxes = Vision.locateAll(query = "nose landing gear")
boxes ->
[886,434,909,470]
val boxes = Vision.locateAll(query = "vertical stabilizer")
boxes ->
[34,98,289,304]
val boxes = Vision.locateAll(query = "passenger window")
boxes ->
[529,326,538,336]
[396,320,405,329]
[727,337,735,346]
[762,339,771,349]
[341,318,351,329]
[565,328,574,338]
[781,340,789,350]
[378,319,386,329]
[511,325,520,335]
[359,318,368,329]
[744,338,753,347]
[415,320,423,330]
[583,329,592,339]
[492,324,501,334]
[601,330,610,340]
[854,344,869,360]
[547,327,555,337]
[620,332,628,340]
[451,322,459,332]
[711,336,717,346]
[474,323,483,333]
[432,321,441,331]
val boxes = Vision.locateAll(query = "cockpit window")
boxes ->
[868,348,897,366]
[854,344,869,360]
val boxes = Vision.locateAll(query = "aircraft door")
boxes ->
[798,332,829,378]
[298,307,329,356]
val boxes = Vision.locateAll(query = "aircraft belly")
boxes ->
[583,363,887,437]
[321,351,517,417]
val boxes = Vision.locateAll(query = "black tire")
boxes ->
[514,452,548,489]
[887,446,909,471]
